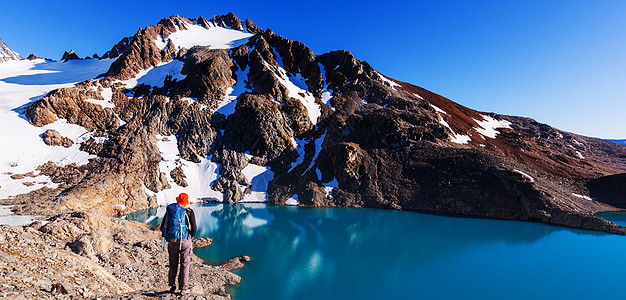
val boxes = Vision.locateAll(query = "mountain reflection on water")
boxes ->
[125,203,626,300]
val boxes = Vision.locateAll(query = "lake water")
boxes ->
[125,204,626,299]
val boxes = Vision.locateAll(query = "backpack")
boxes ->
[162,203,190,242]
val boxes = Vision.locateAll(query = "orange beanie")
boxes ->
[176,193,189,206]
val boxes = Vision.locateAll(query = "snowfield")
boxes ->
[155,22,253,51]
[151,134,224,204]
[0,58,113,200]
[474,114,511,139]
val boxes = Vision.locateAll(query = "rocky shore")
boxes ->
[0,211,244,299]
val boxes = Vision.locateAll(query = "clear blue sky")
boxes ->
[1,0,625,138]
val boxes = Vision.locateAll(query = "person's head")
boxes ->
[176,192,189,206]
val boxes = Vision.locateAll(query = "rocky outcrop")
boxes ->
[25,81,120,130]
[218,255,251,271]
[0,211,241,298]
[26,54,42,60]
[41,129,73,147]
[193,237,213,248]
[587,173,626,208]
[61,49,80,62]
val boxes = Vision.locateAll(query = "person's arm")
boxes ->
[187,209,197,238]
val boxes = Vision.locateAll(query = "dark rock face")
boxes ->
[13,13,626,235]
[174,47,235,105]
[41,129,73,147]
[587,173,626,208]
[61,49,80,62]
[26,54,42,60]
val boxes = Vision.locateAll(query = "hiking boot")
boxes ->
[180,289,190,295]
[169,286,176,293]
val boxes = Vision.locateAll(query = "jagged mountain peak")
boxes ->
[61,49,80,62]
[99,13,258,81]
[0,38,23,62]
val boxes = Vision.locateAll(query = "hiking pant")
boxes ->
[167,238,193,290]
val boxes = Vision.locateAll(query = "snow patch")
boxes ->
[0,205,35,226]
[376,71,401,90]
[288,138,306,173]
[575,151,585,159]
[513,169,534,182]
[263,60,321,124]
[572,193,594,201]
[473,115,511,139]
[0,59,113,200]
[85,98,115,109]
[133,60,186,88]
[322,177,338,200]
[154,35,167,50]
[215,66,249,117]
[166,23,253,50]
[439,116,470,144]
[413,93,424,100]
[303,131,326,175]
[153,134,223,204]
[450,133,471,144]
[431,104,447,115]
[101,87,113,102]
[318,63,334,110]
[240,162,275,202]
[286,194,299,206]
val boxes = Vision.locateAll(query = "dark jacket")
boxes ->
[161,206,197,239]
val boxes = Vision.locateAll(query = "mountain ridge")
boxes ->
[3,13,626,234]
[0,38,23,62]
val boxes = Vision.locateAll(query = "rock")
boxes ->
[207,12,244,31]
[51,283,68,294]
[245,19,262,33]
[0,211,242,298]
[41,129,73,147]
[192,237,212,248]
[218,255,251,271]
[26,54,42,60]
[61,49,80,62]
[170,166,188,187]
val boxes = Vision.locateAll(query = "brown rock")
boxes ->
[42,129,73,147]
[170,165,188,187]
[192,237,212,248]
[218,255,251,271]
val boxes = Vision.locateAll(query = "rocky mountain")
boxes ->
[0,38,23,62]
[2,13,626,234]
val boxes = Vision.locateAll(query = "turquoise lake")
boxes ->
[125,204,626,299]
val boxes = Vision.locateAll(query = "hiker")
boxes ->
[160,192,197,294]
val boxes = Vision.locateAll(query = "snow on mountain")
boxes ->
[0,38,23,62]
[0,58,113,199]
[149,134,223,203]
[157,22,253,50]
[3,13,626,235]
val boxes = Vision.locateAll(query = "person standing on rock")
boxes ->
[161,192,197,294]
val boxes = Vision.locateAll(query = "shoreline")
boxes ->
[0,210,246,298]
